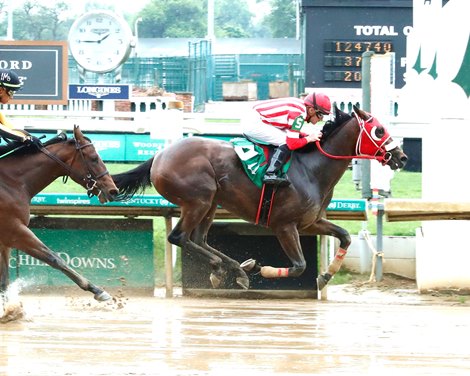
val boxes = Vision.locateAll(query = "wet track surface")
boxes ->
[1,286,470,376]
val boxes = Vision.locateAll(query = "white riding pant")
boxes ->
[241,108,286,146]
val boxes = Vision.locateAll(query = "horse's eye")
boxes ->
[371,126,385,141]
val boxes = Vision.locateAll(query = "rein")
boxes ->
[0,145,25,159]
[315,113,398,165]
[39,139,109,198]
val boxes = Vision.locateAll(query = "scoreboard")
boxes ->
[323,41,394,83]
[301,0,412,88]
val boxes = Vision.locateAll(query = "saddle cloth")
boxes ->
[230,137,291,188]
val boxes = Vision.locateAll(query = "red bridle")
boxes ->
[315,112,399,165]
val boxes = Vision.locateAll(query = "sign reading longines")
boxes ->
[0,41,68,104]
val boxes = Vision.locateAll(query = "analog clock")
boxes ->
[68,10,134,74]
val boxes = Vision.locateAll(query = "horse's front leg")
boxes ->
[242,223,307,280]
[302,218,351,290]
[0,245,10,309]
[11,225,111,302]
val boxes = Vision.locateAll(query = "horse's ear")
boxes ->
[353,105,368,120]
[333,103,339,116]
[333,104,347,118]
[333,104,352,124]
[73,124,83,140]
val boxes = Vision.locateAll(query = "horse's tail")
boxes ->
[112,157,154,201]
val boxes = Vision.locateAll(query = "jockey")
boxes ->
[0,68,35,144]
[243,92,332,186]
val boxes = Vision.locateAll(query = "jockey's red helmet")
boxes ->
[304,92,331,115]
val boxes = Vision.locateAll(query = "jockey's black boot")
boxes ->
[263,144,291,186]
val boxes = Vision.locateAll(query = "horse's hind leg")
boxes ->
[12,226,111,301]
[168,202,249,289]
[169,219,227,287]
[191,204,249,289]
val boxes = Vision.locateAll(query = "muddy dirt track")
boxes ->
[1,277,470,376]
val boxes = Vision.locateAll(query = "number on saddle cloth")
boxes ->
[231,137,292,188]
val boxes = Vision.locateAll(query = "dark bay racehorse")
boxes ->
[113,105,407,290]
[0,126,118,305]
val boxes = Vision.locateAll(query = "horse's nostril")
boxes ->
[401,156,408,163]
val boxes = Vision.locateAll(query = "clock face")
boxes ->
[68,11,134,73]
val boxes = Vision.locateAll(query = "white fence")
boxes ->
[2,97,173,134]
[1,89,426,139]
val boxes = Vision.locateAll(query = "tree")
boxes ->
[214,0,253,38]
[1,0,296,41]
[13,1,71,40]
[136,0,206,38]
[135,0,257,38]
[262,0,296,38]
[0,1,7,38]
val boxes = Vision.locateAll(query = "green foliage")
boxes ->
[136,0,258,38]
[137,0,206,38]
[13,1,72,40]
[3,0,285,40]
[262,0,296,38]
[0,1,6,36]
[217,25,249,38]
[214,0,254,38]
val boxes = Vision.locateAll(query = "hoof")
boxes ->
[94,290,112,302]
[236,276,250,290]
[240,258,261,273]
[317,273,332,291]
[210,273,221,288]
[240,258,255,272]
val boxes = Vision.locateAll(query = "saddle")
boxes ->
[231,136,292,226]
[231,136,291,188]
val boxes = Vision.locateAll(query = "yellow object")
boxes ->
[0,111,13,129]
[167,100,184,110]
[0,111,28,140]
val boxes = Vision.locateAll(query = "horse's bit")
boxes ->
[38,137,110,198]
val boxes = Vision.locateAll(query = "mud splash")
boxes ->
[0,303,25,323]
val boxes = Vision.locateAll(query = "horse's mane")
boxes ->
[321,106,352,140]
[296,106,353,154]
[0,131,69,158]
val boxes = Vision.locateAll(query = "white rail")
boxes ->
[1,93,428,138]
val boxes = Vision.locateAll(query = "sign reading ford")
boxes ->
[0,41,68,104]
